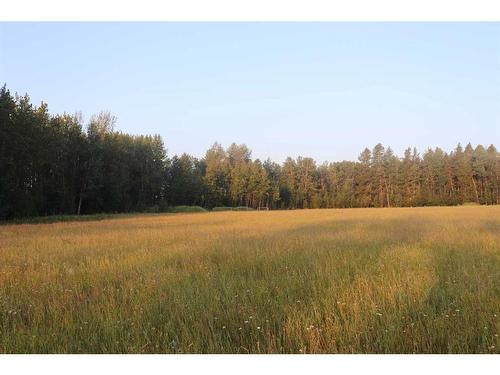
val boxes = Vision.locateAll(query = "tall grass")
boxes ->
[0,206,498,353]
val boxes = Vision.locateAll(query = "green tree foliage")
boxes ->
[0,87,168,219]
[1,84,499,219]
[204,142,231,207]
[166,153,206,207]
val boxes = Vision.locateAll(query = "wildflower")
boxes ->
[445,315,449,318]
[376,313,382,316]
[222,326,226,329]
[257,326,261,330]
[238,327,242,331]
[244,320,249,324]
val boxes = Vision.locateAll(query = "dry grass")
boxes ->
[0,206,499,353]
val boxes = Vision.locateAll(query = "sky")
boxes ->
[0,22,499,162]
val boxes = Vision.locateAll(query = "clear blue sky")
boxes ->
[1,22,499,162]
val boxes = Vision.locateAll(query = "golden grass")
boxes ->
[0,206,499,353]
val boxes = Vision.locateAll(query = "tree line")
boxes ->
[1,85,499,219]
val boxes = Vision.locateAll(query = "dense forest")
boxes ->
[0,85,499,219]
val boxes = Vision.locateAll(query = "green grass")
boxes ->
[1,207,209,225]
[165,205,208,213]
[0,213,127,225]
[0,206,498,353]
[212,206,255,211]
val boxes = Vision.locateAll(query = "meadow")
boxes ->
[0,206,499,353]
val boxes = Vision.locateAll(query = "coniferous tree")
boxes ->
[1,84,499,219]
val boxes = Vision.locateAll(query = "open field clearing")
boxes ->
[0,206,499,353]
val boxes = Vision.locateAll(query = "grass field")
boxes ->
[0,206,499,353]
